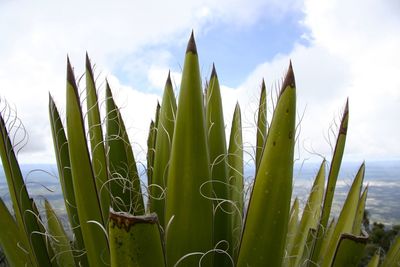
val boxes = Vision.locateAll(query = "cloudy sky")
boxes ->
[0,0,399,165]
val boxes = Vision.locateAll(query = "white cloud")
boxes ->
[0,0,399,165]
[0,0,294,163]
[147,66,182,91]
[234,0,400,162]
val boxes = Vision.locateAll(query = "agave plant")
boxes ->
[0,32,399,267]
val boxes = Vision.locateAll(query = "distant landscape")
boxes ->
[1,160,399,227]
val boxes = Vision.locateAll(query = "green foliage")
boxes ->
[359,211,400,266]
[0,32,399,267]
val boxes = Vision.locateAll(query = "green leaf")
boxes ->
[367,250,380,267]
[109,211,165,267]
[237,62,296,267]
[321,163,365,267]
[66,58,110,266]
[381,234,400,267]
[49,94,88,266]
[287,160,325,267]
[318,217,336,264]
[0,197,32,266]
[147,120,156,189]
[31,199,59,267]
[331,233,368,267]
[227,102,243,259]
[150,73,176,228]
[106,82,144,215]
[255,79,267,174]
[206,64,232,266]
[285,197,299,262]
[352,186,368,235]
[147,102,160,188]
[309,100,349,264]
[165,32,213,267]
[45,199,75,267]
[0,113,51,267]
[86,54,110,223]
[299,228,317,265]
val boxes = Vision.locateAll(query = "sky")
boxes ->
[0,0,399,165]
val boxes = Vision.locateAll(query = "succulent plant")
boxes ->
[0,32,399,267]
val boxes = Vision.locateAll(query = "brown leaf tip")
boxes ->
[105,79,113,97]
[166,70,172,86]
[339,99,349,135]
[344,98,349,116]
[66,56,78,90]
[261,78,266,91]
[85,52,95,78]
[281,61,295,95]
[186,30,197,54]
[211,63,218,79]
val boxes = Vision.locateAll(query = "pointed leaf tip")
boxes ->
[261,78,266,90]
[339,99,349,135]
[186,31,197,54]
[281,62,295,95]
[85,53,95,79]
[211,63,217,79]
[48,92,55,105]
[105,79,111,89]
[66,58,78,90]
[166,70,172,86]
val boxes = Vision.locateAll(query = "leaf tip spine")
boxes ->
[281,61,295,95]
[66,57,78,92]
[211,63,217,79]
[166,70,172,86]
[339,99,349,135]
[186,30,197,54]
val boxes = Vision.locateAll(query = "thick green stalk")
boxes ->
[165,32,213,267]
[237,62,296,267]
[206,64,231,266]
[288,160,325,267]
[0,198,32,266]
[255,79,267,174]
[66,58,110,266]
[150,73,177,228]
[321,163,365,267]
[45,200,75,267]
[106,82,144,215]
[227,102,243,259]
[109,211,165,267]
[309,100,349,264]
[49,94,88,266]
[86,54,110,223]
